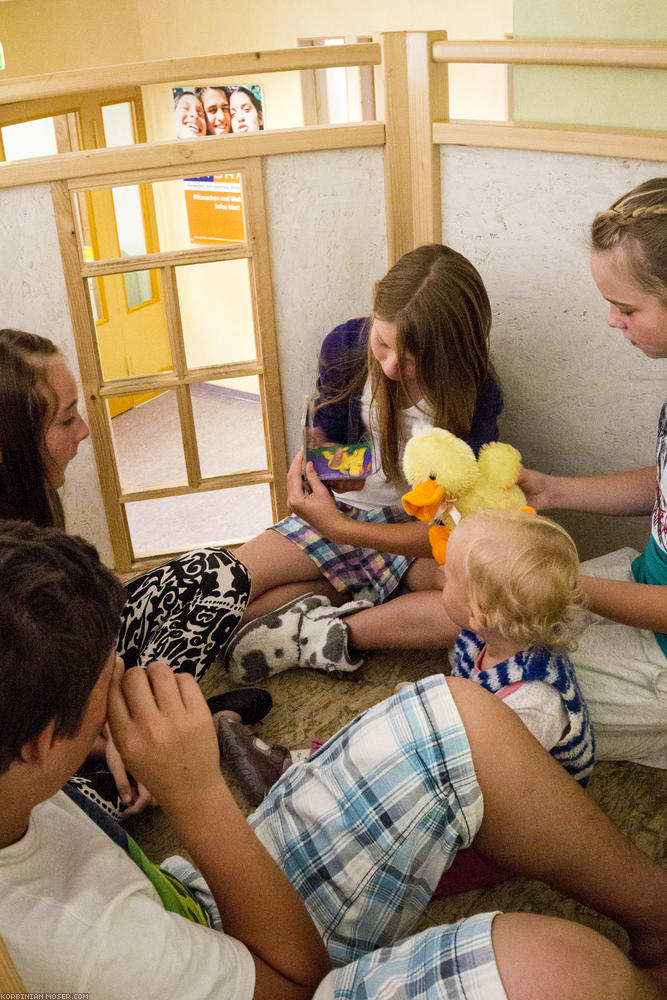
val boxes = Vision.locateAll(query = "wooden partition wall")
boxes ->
[1,34,665,571]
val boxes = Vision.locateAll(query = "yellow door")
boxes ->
[82,101,171,416]
[83,179,171,416]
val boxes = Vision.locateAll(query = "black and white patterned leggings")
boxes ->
[70,547,250,819]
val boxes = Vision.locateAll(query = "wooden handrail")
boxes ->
[433,119,667,162]
[0,121,385,189]
[432,39,667,70]
[0,42,382,106]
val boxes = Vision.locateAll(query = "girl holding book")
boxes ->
[228,244,503,681]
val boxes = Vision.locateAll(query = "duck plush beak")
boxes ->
[402,480,446,521]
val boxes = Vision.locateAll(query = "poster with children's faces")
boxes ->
[172,84,264,245]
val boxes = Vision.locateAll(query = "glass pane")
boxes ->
[101,102,135,147]
[113,185,147,256]
[193,378,267,478]
[125,485,274,558]
[75,184,150,262]
[178,259,256,368]
[77,172,246,261]
[2,117,57,160]
[91,270,173,380]
[123,269,153,309]
[323,39,348,124]
[325,66,348,123]
[108,390,187,491]
[87,278,103,322]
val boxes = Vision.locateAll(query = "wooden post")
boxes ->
[381,31,449,264]
[51,179,134,572]
[0,934,26,993]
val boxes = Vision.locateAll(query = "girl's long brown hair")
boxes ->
[318,244,493,483]
[0,328,64,527]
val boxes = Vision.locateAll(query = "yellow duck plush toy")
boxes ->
[401,426,534,564]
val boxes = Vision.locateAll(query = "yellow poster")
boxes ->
[183,173,245,245]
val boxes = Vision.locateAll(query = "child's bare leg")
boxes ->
[345,558,455,649]
[346,590,459,649]
[242,579,344,623]
[235,531,340,621]
[448,678,667,983]
[235,544,455,641]
[226,552,458,681]
[492,914,661,1000]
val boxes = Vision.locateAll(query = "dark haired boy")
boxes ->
[0,521,664,999]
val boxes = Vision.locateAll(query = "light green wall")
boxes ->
[512,0,667,129]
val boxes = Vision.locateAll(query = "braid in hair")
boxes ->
[591,178,667,300]
[596,204,667,227]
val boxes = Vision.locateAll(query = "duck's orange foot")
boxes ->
[429,524,451,565]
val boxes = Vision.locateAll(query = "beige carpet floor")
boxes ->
[125,647,666,958]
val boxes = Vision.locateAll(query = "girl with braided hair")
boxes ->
[519,177,667,769]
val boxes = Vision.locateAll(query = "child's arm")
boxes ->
[107,661,331,1000]
[519,465,667,630]
[288,452,434,558]
[102,724,158,816]
[582,574,667,633]
[518,465,657,516]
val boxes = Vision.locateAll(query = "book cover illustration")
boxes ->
[306,441,373,480]
[302,395,373,480]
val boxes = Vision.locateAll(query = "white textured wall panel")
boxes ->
[441,147,665,557]
[265,147,387,459]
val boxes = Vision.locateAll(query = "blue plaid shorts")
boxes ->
[271,503,413,604]
[317,911,505,999]
[249,675,498,999]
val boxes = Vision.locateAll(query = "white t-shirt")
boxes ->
[447,645,570,752]
[0,791,255,999]
[335,378,431,511]
[503,682,570,751]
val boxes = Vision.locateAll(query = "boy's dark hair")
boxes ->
[0,520,125,774]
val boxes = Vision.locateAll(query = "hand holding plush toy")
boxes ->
[401,426,534,563]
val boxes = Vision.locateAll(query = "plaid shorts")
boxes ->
[272,503,414,604]
[249,675,486,970]
[160,855,222,931]
[317,911,505,1000]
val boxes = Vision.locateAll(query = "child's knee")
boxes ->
[492,913,656,1000]
[404,558,444,592]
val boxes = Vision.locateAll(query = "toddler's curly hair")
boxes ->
[457,509,589,652]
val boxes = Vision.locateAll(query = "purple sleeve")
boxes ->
[463,375,504,455]
[313,319,368,444]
